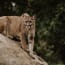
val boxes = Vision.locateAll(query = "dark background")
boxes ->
[0,0,65,65]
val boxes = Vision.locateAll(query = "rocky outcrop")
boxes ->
[0,34,48,65]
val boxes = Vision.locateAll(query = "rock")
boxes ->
[0,34,48,65]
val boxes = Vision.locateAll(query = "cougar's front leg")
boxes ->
[28,33,34,55]
[20,33,28,51]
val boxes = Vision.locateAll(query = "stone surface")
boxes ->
[0,34,48,65]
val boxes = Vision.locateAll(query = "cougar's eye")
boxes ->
[25,21,28,23]
[29,21,32,25]
[29,21,31,22]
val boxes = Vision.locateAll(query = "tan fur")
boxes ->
[20,13,35,54]
[0,16,8,34]
[6,16,21,37]
[0,13,35,54]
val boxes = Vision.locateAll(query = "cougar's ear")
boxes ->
[32,15,36,20]
[21,14,24,17]
[21,13,30,19]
